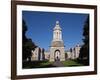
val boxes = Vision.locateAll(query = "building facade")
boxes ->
[66,44,81,60]
[31,47,45,61]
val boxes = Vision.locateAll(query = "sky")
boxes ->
[22,11,88,50]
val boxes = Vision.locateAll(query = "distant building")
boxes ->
[74,44,81,59]
[66,44,81,59]
[65,50,71,59]
[44,51,50,60]
[31,47,45,61]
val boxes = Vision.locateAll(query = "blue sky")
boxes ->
[22,11,88,50]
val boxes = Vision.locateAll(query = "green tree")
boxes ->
[79,16,89,65]
[22,19,37,61]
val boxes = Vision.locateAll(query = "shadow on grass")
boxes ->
[22,59,86,69]
[22,60,56,69]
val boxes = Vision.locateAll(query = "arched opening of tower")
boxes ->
[54,50,61,61]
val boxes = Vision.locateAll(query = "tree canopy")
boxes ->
[78,16,89,65]
[22,19,37,61]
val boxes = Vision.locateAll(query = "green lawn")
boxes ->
[62,60,83,67]
[23,60,83,69]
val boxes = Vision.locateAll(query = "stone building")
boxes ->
[73,44,81,59]
[50,21,65,61]
[65,50,71,60]
[31,47,45,61]
[66,44,81,59]
[44,51,50,60]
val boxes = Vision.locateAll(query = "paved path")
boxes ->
[52,61,64,67]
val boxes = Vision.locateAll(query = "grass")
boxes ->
[23,60,84,69]
[62,60,83,67]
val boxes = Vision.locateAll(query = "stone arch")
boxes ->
[54,50,61,61]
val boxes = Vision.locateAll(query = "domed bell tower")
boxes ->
[50,21,65,62]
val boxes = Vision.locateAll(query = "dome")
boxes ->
[53,21,62,30]
[51,41,64,47]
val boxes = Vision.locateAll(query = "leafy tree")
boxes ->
[22,19,37,61]
[79,16,89,65]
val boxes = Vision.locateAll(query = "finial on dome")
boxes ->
[56,21,59,25]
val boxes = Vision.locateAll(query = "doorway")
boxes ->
[54,50,61,61]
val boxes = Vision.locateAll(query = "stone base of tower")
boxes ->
[49,47,65,62]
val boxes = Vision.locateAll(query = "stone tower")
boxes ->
[50,21,65,61]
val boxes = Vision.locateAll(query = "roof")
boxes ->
[53,21,62,31]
